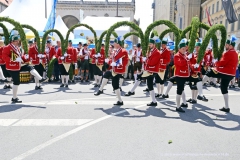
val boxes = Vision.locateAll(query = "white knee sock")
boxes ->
[98,76,102,85]
[115,89,122,102]
[150,90,156,103]
[134,74,137,81]
[164,81,173,95]
[197,82,203,96]
[130,80,141,93]
[182,91,186,104]
[194,90,198,100]
[191,90,195,100]
[43,71,46,79]
[65,75,69,84]
[61,75,65,84]
[99,78,108,91]
[223,94,229,109]
[202,75,209,84]
[30,69,42,80]
[176,94,181,108]
[94,75,98,84]
[0,67,6,80]
[160,84,164,95]
[156,83,161,94]
[212,78,217,84]
[12,85,18,99]
[34,77,39,87]
[119,78,124,88]
[231,77,235,85]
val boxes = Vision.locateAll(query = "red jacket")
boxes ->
[44,46,56,62]
[145,48,161,73]
[90,48,96,64]
[189,53,201,74]
[28,45,40,65]
[2,44,28,71]
[113,48,128,74]
[159,48,171,70]
[203,51,213,67]
[56,47,63,64]
[0,47,5,65]
[65,47,77,63]
[216,49,238,76]
[174,51,190,77]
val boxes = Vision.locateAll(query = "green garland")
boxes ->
[65,23,97,53]
[180,26,191,39]
[144,20,180,52]
[0,17,28,54]
[0,23,10,45]
[159,28,175,40]
[122,32,139,48]
[21,24,40,53]
[105,21,144,56]
[198,24,226,62]
[188,17,200,53]
[97,30,118,53]
[42,29,65,79]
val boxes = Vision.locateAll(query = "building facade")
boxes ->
[0,0,12,13]
[201,0,240,49]
[57,0,135,28]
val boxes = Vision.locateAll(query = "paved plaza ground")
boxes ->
[0,80,240,160]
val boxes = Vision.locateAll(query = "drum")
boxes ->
[20,71,30,83]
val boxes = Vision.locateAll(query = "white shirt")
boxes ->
[136,50,141,62]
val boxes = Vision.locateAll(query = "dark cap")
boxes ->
[68,40,72,43]
[83,43,88,47]
[79,42,82,45]
[137,43,141,47]
[46,39,51,44]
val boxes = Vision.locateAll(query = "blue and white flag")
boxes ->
[44,0,58,33]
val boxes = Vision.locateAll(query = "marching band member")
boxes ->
[44,39,56,79]
[155,39,171,98]
[2,33,47,103]
[132,43,142,82]
[79,43,90,82]
[202,36,238,113]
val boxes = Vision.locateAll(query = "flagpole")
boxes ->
[45,0,47,19]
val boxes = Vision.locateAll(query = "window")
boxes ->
[231,23,235,31]
[220,21,222,24]
[238,14,240,29]
[179,17,183,29]
[221,2,223,10]
[212,4,215,14]
[216,1,219,12]
[225,19,228,31]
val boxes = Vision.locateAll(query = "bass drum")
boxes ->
[20,71,30,83]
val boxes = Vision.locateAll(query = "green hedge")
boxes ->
[0,23,10,45]
[198,24,226,62]
[0,17,28,54]
[105,21,145,56]
[144,20,180,52]
[66,23,97,53]
[21,24,40,53]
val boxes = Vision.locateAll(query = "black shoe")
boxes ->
[229,85,232,88]
[94,90,103,96]
[39,77,48,83]
[65,84,68,88]
[35,86,39,90]
[191,99,197,104]
[197,95,208,102]
[219,107,230,113]
[114,101,123,105]
[180,103,188,108]
[232,85,235,88]
[210,82,213,85]
[7,85,12,89]
[212,83,217,87]
[11,98,22,103]
[85,79,89,82]
[147,102,157,106]
[176,107,185,113]
[3,85,8,89]
[120,87,122,92]
[80,79,84,83]
[125,91,135,96]
[94,84,99,87]
[161,94,169,98]
[143,88,149,92]
[187,98,192,102]
[38,86,43,90]
[155,94,162,98]
[60,84,64,87]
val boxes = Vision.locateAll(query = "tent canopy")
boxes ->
[52,15,74,41]
[0,0,53,31]
[74,16,131,40]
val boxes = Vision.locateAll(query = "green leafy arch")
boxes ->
[97,30,118,53]
[0,17,28,54]
[105,21,145,56]
[198,24,226,62]
[144,20,181,52]
[0,23,10,45]
[21,24,40,53]
[66,23,97,52]
[159,28,175,40]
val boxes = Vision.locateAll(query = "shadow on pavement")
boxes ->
[0,104,46,113]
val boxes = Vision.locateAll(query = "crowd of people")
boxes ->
[0,30,239,113]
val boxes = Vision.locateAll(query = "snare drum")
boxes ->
[20,71,30,83]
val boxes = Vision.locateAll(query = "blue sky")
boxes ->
[59,0,153,31]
